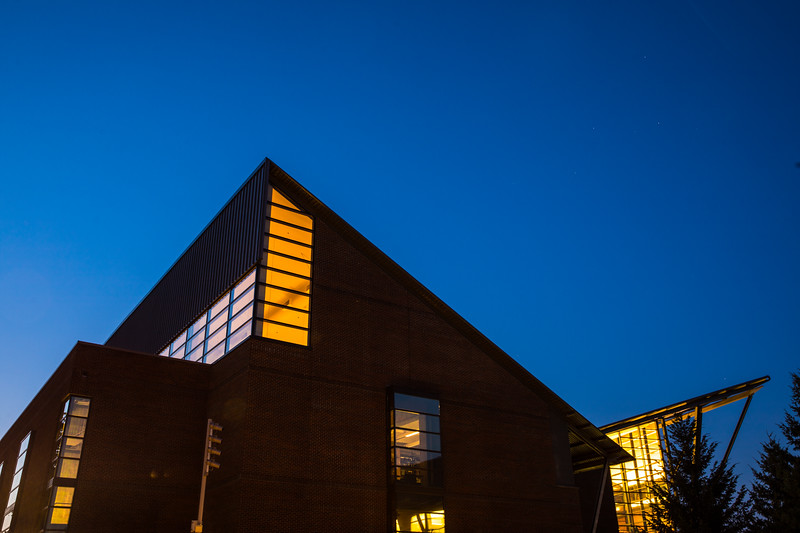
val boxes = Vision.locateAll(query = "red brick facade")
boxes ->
[0,159,622,532]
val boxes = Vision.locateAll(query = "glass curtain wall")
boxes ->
[390,393,445,533]
[606,421,665,533]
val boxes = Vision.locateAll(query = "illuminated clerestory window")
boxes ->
[44,396,91,532]
[2,432,31,533]
[390,392,445,533]
[255,187,313,346]
[157,185,313,362]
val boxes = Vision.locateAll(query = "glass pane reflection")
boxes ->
[69,397,90,417]
[395,394,439,415]
[61,438,83,459]
[65,418,86,438]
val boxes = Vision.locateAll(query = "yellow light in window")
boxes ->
[264,286,310,311]
[262,304,308,328]
[54,486,74,505]
[49,507,71,525]
[257,320,308,346]
[271,189,300,210]
[57,458,80,479]
[268,236,312,261]
[267,220,312,245]
[267,253,312,278]
[271,205,313,229]
[263,269,310,294]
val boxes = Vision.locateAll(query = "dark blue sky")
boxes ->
[1,0,798,482]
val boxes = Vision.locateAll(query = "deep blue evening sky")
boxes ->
[1,1,798,483]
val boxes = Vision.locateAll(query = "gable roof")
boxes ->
[267,158,631,469]
[105,156,629,468]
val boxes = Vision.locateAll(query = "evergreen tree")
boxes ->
[749,371,800,532]
[646,417,749,533]
[780,371,800,451]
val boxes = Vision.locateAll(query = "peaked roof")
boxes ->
[106,163,268,353]
[266,158,631,469]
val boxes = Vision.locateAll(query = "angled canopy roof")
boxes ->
[600,375,770,434]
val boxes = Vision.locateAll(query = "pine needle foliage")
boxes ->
[646,417,749,533]
[749,371,800,532]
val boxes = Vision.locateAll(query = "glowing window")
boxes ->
[255,320,307,346]
[266,252,312,278]
[47,487,74,525]
[155,187,314,358]
[606,421,665,533]
[270,205,313,229]
[270,188,299,209]
[263,286,309,311]
[390,393,445,533]
[253,186,313,347]
[263,269,310,293]
[267,236,312,261]
[396,494,445,533]
[46,397,91,531]
[260,305,308,328]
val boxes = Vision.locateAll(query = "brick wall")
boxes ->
[1,207,594,533]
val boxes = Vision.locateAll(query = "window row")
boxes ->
[2,432,31,533]
[45,396,91,531]
[155,186,315,362]
[159,269,256,364]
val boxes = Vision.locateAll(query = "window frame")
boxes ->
[388,389,445,533]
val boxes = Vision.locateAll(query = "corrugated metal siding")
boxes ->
[105,161,270,354]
